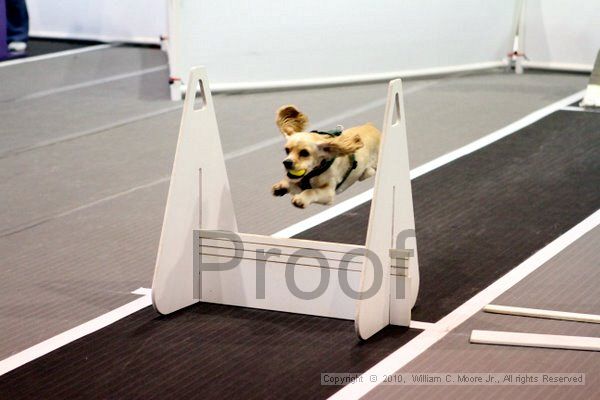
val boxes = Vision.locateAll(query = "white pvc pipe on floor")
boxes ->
[484,304,600,324]
[471,330,600,351]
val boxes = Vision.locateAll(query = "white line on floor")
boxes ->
[0,288,152,376]
[0,176,171,238]
[273,89,586,238]
[329,208,600,400]
[131,287,153,296]
[8,65,168,103]
[272,189,374,238]
[0,104,183,160]
[0,44,114,68]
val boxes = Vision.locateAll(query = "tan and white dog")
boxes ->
[271,105,381,208]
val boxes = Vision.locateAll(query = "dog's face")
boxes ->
[275,105,363,181]
[282,132,328,180]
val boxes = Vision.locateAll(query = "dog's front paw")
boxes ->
[272,182,289,197]
[291,194,308,209]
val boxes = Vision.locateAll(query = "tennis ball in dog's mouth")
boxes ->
[288,169,306,177]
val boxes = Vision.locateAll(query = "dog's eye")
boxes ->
[285,148,290,155]
[299,149,310,157]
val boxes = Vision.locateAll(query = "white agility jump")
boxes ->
[151,66,420,340]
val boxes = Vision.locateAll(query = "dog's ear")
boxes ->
[276,105,308,136]
[318,134,363,157]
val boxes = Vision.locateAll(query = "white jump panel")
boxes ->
[196,230,365,319]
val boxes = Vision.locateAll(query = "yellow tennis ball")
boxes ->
[289,169,306,177]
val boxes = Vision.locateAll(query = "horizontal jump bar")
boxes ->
[199,253,363,272]
[198,242,364,265]
[198,230,366,255]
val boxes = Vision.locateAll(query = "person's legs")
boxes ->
[6,0,29,45]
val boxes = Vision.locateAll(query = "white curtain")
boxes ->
[169,0,518,90]
[27,0,167,44]
[522,0,600,71]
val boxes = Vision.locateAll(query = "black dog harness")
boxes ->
[298,128,358,191]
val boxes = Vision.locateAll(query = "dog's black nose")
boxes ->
[283,159,293,169]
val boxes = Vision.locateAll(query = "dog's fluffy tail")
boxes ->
[276,105,308,136]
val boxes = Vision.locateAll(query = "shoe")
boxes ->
[8,41,27,53]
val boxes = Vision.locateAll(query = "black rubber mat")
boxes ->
[297,110,600,322]
[0,303,419,399]
[1,110,599,399]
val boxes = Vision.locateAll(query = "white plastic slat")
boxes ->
[484,305,600,324]
[470,330,600,351]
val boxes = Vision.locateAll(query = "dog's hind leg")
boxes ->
[359,167,376,181]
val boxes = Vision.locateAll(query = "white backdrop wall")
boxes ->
[169,0,518,92]
[27,0,167,44]
[521,0,600,71]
